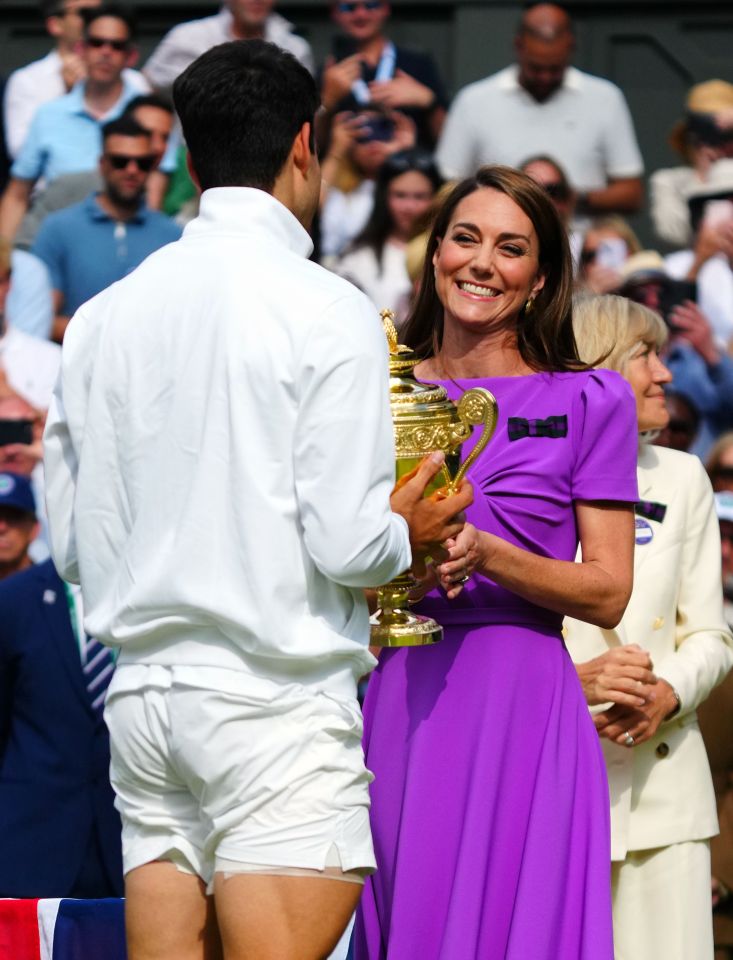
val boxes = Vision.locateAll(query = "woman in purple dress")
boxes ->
[354,167,640,959]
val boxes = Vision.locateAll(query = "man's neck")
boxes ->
[84,79,124,119]
[0,555,32,580]
[354,34,387,65]
[96,191,141,223]
[231,19,266,40]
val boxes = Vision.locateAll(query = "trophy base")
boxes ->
[369,609,443,647]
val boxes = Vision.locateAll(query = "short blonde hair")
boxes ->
[572,294,667,374]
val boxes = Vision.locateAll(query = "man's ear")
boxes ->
[125,45,139,69]
[291,121,314,177]
[185,151,202,192]
[46,15,62,39]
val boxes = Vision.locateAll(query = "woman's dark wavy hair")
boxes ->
[401,164,586,372]
[350,148,443,271]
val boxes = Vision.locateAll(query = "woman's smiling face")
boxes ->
[432,187,546,337]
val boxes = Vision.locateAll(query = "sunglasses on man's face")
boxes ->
[337,0,383,13]
[105,153,156,172]
[86,36,129,52]
[541,181,569,201]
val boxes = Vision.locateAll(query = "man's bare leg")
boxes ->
[125,861,223,960]
[214,873,362,960]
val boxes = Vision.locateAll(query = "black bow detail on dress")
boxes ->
[507,415,568,441]
[635,500,667,524]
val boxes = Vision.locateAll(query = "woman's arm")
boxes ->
[440,500,634,629]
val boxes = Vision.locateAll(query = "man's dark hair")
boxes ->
[173,40,319,193]
[81,4,137,41]
[122,94,174,118]
[101,115,150,145]
[41,1,66,17]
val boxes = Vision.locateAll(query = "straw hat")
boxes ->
[668,80,733,157]
[618,250,667,286]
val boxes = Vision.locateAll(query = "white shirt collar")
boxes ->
[498,63,583,94]
[185,187,314,259]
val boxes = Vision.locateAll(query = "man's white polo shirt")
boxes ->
[436,64,643,193]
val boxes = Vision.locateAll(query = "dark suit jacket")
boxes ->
[0,560,123,897]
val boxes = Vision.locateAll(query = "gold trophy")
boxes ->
[370,310,498,647]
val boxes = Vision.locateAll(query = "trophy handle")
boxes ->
[448,387,499,493]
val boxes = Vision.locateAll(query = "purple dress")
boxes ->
[354,369,639,960]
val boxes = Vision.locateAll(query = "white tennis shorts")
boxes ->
[105,664,376,887]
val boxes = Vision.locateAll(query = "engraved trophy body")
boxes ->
[370,311,499,647]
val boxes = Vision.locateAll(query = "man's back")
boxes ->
[45,187,406,688]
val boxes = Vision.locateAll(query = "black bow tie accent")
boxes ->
[635,500,667,524]
[508,415,568,441]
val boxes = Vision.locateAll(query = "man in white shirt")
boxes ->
[3,0,148,161]
[144,0,314,90]
[44,39,470,960]
[436,2,644,220]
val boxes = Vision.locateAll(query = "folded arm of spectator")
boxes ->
[579,176,644,216]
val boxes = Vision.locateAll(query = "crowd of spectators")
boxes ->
[1,0,733,947]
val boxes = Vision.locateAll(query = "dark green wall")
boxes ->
[2,0,732,243]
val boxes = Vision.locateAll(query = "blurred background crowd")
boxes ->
[1,1,733,957]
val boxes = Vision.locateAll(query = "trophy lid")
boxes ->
[381,310,455,420]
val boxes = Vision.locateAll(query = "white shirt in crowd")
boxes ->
[3,51,149,160]
[436,64,644,194]
[44,188,410,697]
[144,7,314,89]
[320,180,375,262]
[665,250,733,349]
[0,323,60,409]
[335,241,411,326]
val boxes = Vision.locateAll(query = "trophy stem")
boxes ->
[370,573,443,647]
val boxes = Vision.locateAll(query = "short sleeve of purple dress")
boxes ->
[354,369,639,960]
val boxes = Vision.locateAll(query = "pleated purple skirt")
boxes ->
[354,622,614,960]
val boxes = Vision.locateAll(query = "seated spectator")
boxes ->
[519,154,582,266]
[665,158,733,350]
[0,4,149,242]
[575,215,641,293]
[319,106,416,261]
[144,0,314,91]
[0,473,38,580]
[0,548,123,898]
[16,93,177,248]
[32,116,181,342]
[320,0,447,148]
[6,248,53,340]
[651,80,733,250]
[708,434,733,494]
[3,0,148,162]
[0,238,60,408]
[656,389,701,453]
[620,250,733,458]
[333,148,442,324]
[436,3,643,222]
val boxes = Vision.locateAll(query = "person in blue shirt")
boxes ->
[0,3,148,242]
[32,115,181,342]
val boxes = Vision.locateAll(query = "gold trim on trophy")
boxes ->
[370,310,499,647]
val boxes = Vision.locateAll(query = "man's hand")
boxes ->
[321,55,363,111]
[390,452,473,576]
[668,300,720,365]
[593,678,680,747]
[0,440,42,476]
[60,52,86,92]
[368,69,435,109]
[576,644,657,707]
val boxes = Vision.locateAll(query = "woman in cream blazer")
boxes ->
[566,294,733,960]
